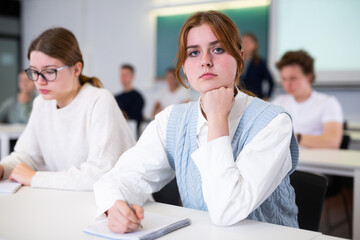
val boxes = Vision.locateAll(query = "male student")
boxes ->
[114,64,145,129]
[273,50,343,148]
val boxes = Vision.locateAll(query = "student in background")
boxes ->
[240,33,274,100]
[114,64,145,129]
[0,71,36,124]
[0,27,135,190]
[272,50,343,148]
[152,67,189,117]
[94,10,299,234]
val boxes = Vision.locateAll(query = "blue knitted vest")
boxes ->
[166,97,299,227]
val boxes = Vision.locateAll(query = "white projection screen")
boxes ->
[268,0,360,85]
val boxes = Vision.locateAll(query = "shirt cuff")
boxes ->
[31,172,48,188]
[1,160,18,179]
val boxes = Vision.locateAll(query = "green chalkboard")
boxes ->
[156,6,269,77]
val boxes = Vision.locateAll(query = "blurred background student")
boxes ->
[152,67,189,117]
[272,50,343,149]
[115,64,145,130]
[0,27,135,190]
[0,71,36,124]
[240,33,274,100]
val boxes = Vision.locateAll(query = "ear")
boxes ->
[306,73,313,83]
[240,49,244,59]
[74,62,82,78]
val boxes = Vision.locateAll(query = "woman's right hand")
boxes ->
[106,200,144,233]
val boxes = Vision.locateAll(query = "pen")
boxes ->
[119,187,143,229]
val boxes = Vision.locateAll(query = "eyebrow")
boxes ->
[186,40,219,50]
[30,65,59,69]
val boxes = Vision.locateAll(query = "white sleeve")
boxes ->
[93,106,175,214]
[191,113,293,226]
[0,97,45,179]
[30,92,136,190]
[321,97,344,123]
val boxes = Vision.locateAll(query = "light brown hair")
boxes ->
[175,11,245,91]
[27,27,103,88]
[276,50,315,83]
[242,32,260,65]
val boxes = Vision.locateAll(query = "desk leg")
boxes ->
[0,135,10,159]
[354,170,360,240]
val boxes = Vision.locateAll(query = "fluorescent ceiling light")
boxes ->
[151,0,270,16]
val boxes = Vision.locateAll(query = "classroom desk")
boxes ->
[348,122,360,131]
[0,187,333,240]
[0,124,26,159]
[297,148,360,240]
[345,130,360,142]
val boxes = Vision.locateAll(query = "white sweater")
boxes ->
[0,83,135,190]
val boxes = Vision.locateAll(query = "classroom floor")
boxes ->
[319,186,353,239]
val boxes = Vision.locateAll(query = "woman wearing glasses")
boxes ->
[0,27,135,190]
[94,11,299,233]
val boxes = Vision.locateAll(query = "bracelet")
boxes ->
[297,134,302,143]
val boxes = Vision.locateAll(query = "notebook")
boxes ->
[84,212,191,240]
[0,179,22,194]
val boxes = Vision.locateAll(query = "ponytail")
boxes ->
[79,74,103,88]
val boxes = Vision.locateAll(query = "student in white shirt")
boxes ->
[94,11,299,233]
[272,50,343,148]
[152,68,190,116]
[0,27,135,190]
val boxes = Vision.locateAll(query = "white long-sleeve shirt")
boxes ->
[94,91,293,225]
[0,83,135,190]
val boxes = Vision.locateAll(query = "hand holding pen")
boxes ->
[106,188,144,234]
[119,187,143,229]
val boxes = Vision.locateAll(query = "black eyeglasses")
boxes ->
[25,65,69,82]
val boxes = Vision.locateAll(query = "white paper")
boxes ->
[0,180,22,194]
[84,212,191,240]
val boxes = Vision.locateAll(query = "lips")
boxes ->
[200,72,217,80]
[39,89,50,94]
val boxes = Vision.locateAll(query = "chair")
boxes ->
[152,178,182,206]
[324,134,353,236]
[340,134,351,150]
[290,170,328,231]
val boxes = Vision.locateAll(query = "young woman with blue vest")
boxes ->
[94,11,299,233]
[0,27,135,190]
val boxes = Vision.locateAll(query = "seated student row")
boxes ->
[0,9,343,235]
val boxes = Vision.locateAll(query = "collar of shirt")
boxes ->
[196,89,254,146]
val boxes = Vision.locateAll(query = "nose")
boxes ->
[201,51,213,68]
[36,74,48,85]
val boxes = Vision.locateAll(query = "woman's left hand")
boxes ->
[201,87,234,141]
[8,163,35,186]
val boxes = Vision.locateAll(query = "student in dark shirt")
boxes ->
[240,33,274,100]
[114,64,144,129]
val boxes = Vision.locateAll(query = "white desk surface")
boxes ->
[348,122,360,131]
[298,148,360,240]
[0,124,26,134]
[313,235,350,240]
[345,130,360,142]
[0,187,329,240]
[298,148,360,176]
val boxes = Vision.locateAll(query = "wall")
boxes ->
[20,0,360,121]
[22,0,155,94]
[0,16,20,103]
